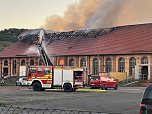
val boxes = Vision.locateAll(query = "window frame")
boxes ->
[106,58,112,73]
[118,57,125,72]
[80,58,86,67]
[93,58,99,75]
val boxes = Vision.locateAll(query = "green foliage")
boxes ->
[0,28,25,42]
[0,41,13,52]
[0,28,26,52]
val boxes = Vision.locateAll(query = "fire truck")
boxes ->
[27,30,86,92]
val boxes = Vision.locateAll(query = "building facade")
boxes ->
[0,23,152,81]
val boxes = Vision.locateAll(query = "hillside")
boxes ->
[0,41,13,52]
[0,28,26,52]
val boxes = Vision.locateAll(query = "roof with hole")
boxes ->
[0,23,152,58]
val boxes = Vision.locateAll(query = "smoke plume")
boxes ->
[43,0,152,31]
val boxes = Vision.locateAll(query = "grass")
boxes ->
[45,88,106,93]
[0,102,8,106]
[77,88,106,92]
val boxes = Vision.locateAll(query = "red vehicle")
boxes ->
[27,66,85,92]
[89,75,118,90]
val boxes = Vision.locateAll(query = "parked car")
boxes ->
[140,85,152,114]
[16,76,28,86]
[89,75,118,90]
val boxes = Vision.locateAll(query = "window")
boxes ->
[59,58,65,66]
[93,58,99,75]
[106,58,112,72]
[3,60,8,76]
[30,59,34,65]
[74,71,83,80]
[21,60,25,66]
[129,57,136,75]
[38,68,43,73]
[141,57,148,64]
[90,76,100,80]
[69,58,75,66]
[80,58,86,67]
[142,87,152,105]
[12,60,17,74]
[4,60,8,66]
[118,57,125,72]
[44,68,50,75]
[30,67,36,73]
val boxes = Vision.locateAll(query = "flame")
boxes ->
[43,0,152,31]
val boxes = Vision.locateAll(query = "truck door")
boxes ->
[37,67,45,77]
[63,70,73,86]
[54,69,62,86]
[28,67,37,77]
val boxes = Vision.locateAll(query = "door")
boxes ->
[63,70,73,86]
[141,66,148,80]
[54,69,62,86]
[3,67,8,76]
[135,65,141,80]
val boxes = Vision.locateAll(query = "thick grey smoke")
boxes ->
[86,0,125,28]
[43,0,152,31]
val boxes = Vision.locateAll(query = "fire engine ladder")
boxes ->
[38,44,53,66]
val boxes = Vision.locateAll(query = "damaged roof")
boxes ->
[1,23,152,58]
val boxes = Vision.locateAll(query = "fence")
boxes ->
[0,105,121,114]
[121,77,138,86]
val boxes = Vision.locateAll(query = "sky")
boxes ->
[0,0,78,30]
[0,0,152,31]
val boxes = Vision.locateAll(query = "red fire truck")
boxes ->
[27,30,86,92]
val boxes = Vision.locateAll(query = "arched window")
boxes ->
[118,57,125,72]
[3,60,8,76]
[59,58,65,66]
[80,58,86,67]
[12,60,17,74]
[30,59,34,65]
[141,57,148,64]
[21,60,25,66]
[106,58,112,72]
[129,57,136,75]
[4,60,8,66]
[69,58,75,66]
[93,58,99,75]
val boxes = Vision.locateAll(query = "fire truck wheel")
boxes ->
[63,84,72,92]
[33,82,42,91]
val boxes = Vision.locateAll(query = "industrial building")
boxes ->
[0,23,152,81]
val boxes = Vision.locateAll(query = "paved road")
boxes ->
[0,86,146,114]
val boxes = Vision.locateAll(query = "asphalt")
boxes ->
[0,86,146,114]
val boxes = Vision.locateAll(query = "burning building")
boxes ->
[0,23,152,82]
